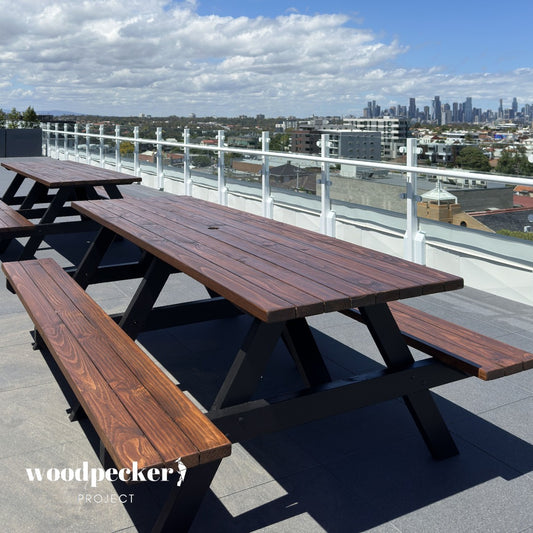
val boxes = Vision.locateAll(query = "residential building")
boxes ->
[342,117,409,159]
[321,130,381,161]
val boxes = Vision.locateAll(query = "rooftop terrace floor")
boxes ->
[0,164,532,532]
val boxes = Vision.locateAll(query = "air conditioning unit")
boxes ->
[524,226,532,233]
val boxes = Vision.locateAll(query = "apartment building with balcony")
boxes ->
[342,117,410,159]
[291,128,381,165]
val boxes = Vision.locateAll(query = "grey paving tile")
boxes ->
[445,397,533,475]
[0,342,53,392]
[283,399,418,465]
[0,312,34,348]
[326,433,529,527]
[193,465,392,533]
[391,474,533,533]
[0,445,136,533]
[432,376,531,414]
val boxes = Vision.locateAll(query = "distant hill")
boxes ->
[37,110,83,117]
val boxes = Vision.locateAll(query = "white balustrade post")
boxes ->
[133,126,140,177]
[46,123,51,157]
[403,138,426,264]
[319,134,335,236]
[156,127,163,190]
[74,123,79,161]
[54,123,59,158]
[183,128,192,196]
[85,124,91,164]
[63,123,69,159]
[115,125,121,172]
[217,130,227,205]
[261,131,273,218]
[99,125,105,167]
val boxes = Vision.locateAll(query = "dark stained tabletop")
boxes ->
[72,196,464,323]
[1,157,142,187]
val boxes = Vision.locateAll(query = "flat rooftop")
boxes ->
[0,163,532,532]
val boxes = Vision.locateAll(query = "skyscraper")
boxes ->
[464,97,473,123]
[408,98,416,120]
[432,96,442,125]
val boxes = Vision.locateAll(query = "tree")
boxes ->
[0,109,6,127]
[455,146,491,172]
[21,106,38,127]
[120,141,135,156]
[495,147,533,177]
[7,107,20,129]
[269,133,290,152]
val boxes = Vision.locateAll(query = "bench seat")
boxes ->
[0,200,35,235]
[2,257,231,530]
[342,301,533,381]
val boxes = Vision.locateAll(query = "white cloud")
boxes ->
[0,0,531,116]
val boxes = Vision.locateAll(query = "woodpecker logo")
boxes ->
[26,458,187,488]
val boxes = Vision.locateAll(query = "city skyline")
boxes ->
[0,0,532,117]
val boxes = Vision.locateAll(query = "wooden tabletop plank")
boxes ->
[169,196,463,296]
[106,199,364,312]
[163,199,429,302]
[1,157,141,187]
[73,200,300,322]
[77,198,387,313]
[90,198,408,306]
[72,196,464,321]
[129,199,396,305]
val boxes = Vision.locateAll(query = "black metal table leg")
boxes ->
[1,173,25,204]
[102,183,123,199]
[19,181,48,210]
[282,318,331,387]
[152,459,222,533]
[211,319,286,410]
[73,226,117,288]
[19,186,73,260]
[359,302,459,459]
[119,256,175,340]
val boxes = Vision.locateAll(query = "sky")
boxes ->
[1,0,532,118]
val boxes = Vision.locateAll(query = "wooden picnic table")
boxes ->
[0,157,141,258]
[71,195,468,460]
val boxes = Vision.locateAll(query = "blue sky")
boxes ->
[194,0,530,72]
[0,0,531,117]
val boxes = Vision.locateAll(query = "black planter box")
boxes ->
[0,128,42,157]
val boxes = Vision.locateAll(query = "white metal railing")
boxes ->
[42,122,533,268]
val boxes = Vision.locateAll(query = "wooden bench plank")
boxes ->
[38,259,233,464]
[24,259,205,468]
[342,301,533,380]
[0,200,35,234]
[2,260,164,471]
[2,258,231,472]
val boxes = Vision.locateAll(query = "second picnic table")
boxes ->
[0,157,141,258]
